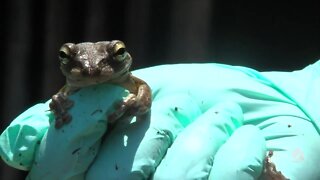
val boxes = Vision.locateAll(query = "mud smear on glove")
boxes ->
[261,151,289,180]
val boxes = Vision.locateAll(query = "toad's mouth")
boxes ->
[65,64,131,88]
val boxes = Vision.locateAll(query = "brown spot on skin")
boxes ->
[288,124,291,128]
[115,164,119,170]
[174,107,178,111]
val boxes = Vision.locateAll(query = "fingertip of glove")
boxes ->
[210,101,243,118]
[209,125,266,180]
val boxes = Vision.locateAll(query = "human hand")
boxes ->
[2,63,320,180]
[85,64,320,180]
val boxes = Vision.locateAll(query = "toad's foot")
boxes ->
[107,94,136,124]
[49,92,74,129]
[108,93,150,124]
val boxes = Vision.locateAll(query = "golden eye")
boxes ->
[112,41,127,61]
[59,43,74,64]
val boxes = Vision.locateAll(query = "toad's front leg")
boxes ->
[49,92,74,129]
[128,81,152,115]
[108,76,152,123]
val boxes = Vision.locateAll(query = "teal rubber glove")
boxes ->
[1,61,320,179]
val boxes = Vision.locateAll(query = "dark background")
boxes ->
[1,0,320,179]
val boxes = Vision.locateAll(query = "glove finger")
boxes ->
[153,101,244,179]
[209,125,266,180]
[27,84,126,180]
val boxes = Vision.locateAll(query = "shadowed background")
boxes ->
[1,0,320,179]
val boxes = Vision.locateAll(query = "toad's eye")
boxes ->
[111,41,127,62]
[114,47,126,56]
[59,43,74,64]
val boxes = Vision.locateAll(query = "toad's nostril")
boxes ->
[82,68,100,76]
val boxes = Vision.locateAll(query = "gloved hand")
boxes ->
[1,62,320,180]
